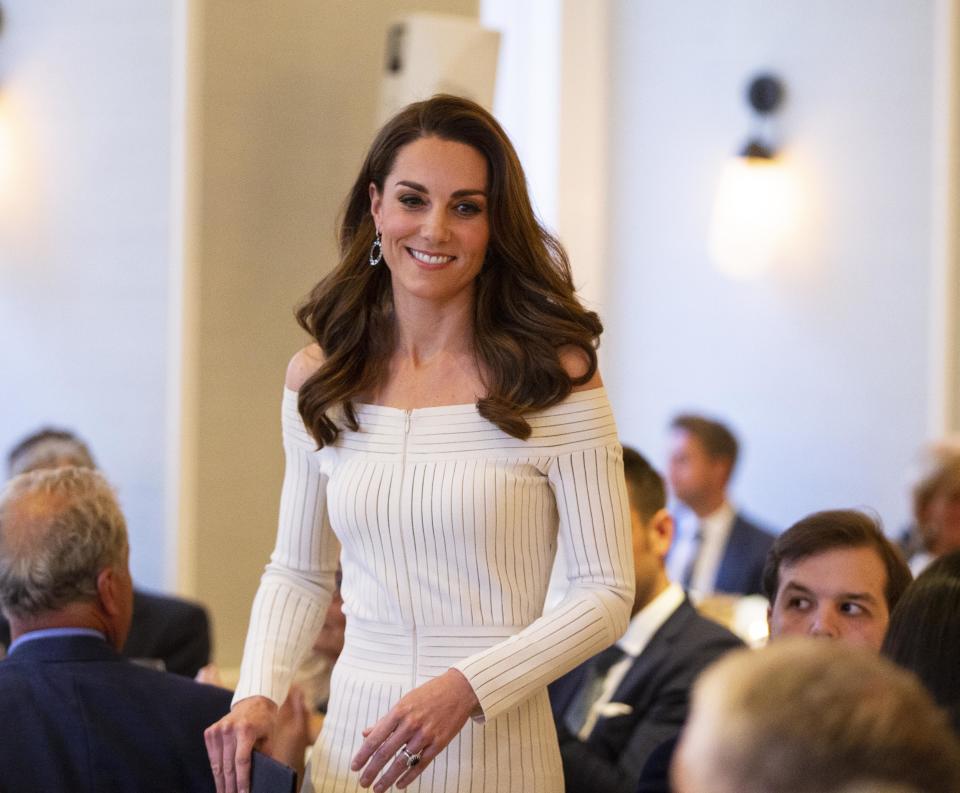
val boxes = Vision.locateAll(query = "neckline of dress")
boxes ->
[282,385,608,417]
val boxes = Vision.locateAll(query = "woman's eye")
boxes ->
[840,602,865,616]
[455,202,483,217]
[399,194,425,207]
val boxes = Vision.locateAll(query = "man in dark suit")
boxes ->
[2,426,212,676]
[550,447,743,793]
[665,414,774,595]
[0,466,232,792]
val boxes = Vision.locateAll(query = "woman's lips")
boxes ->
[407,247,455,267]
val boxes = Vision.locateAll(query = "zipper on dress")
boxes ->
[401,409,417,689]
[401,409,412,479]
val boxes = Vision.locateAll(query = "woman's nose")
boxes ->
[421,207,451,243]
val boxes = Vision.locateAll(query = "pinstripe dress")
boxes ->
[233,386,634,792]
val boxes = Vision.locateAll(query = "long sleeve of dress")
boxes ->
[232,389,341,707]
[454,418,635,722]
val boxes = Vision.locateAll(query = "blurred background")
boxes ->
[1,0,957,666]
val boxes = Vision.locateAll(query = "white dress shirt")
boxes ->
[666,501,736,596]
[576,582,685,739]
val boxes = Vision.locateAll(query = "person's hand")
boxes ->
[264,685,311,781]
[351,669,480,791]
[195,663,224,687]
[204,695,278,793]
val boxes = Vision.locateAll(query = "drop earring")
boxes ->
[369,230,383,267]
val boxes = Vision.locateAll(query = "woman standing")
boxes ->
[205,95,633,793]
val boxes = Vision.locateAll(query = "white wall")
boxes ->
[0,1,178,588]
[604,0,946,533]
[185,0,478,665]
[480,0,561,227]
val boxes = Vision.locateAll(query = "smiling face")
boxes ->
[369,136,490,308]
[767,545,891,650]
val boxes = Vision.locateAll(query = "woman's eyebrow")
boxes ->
[394,180,487,198]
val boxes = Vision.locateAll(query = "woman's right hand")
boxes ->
[204,695,279,793]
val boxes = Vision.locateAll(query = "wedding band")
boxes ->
[400,746,422,768]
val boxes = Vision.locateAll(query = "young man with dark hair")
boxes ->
[666,414,774,595]
[764,509,913,650]
[550,446,742,793]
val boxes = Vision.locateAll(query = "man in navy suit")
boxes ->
[2,426,212,676]
[0,466,232,792]
[550,447,743,793]
[665,414,774,595]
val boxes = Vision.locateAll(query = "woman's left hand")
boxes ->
[351,668,480,791]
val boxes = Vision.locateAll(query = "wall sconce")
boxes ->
[709,73,796,279]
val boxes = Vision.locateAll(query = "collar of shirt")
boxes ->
[699,500,735,537]
[8,627,106,654]
[688,501,737,594]
[617,582,686,658]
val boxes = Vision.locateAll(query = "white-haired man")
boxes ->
[0,467,232,792]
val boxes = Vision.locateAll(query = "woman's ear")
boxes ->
[369,182,382,229]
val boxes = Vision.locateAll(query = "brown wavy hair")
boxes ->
[295,94,602,445]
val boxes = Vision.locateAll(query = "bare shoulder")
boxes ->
[285,344,325,391]
[559,345,603,392]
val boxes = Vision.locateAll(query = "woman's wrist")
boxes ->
[446,667,481,716]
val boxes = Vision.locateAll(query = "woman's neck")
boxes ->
[370,288,485,407]
[391,288,475,363]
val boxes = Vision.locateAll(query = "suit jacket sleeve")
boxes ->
[157,600,211,678]
[124,592,212,678]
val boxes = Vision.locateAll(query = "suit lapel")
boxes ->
[603,599,695,714]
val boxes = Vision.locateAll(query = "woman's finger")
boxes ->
[351,713,400,773]
[204,697,277,793]
[220,729,239,793]
[374,740,432,793]
[357,722,415,788]
[204,724,226,793]
[395,742,441,791]
[234,722,261,793]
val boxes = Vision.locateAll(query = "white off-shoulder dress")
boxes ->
[233,386,634,793]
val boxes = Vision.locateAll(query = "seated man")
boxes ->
[666,414,774,595]
[672,638,960,793]
[763,509,912,650]
[550,447,743,793]
[3,426,211,676]
[0,467,232,792]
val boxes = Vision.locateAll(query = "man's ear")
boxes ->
[649,507,674,562]
[96,567,122,618]
[713,456,734,489]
